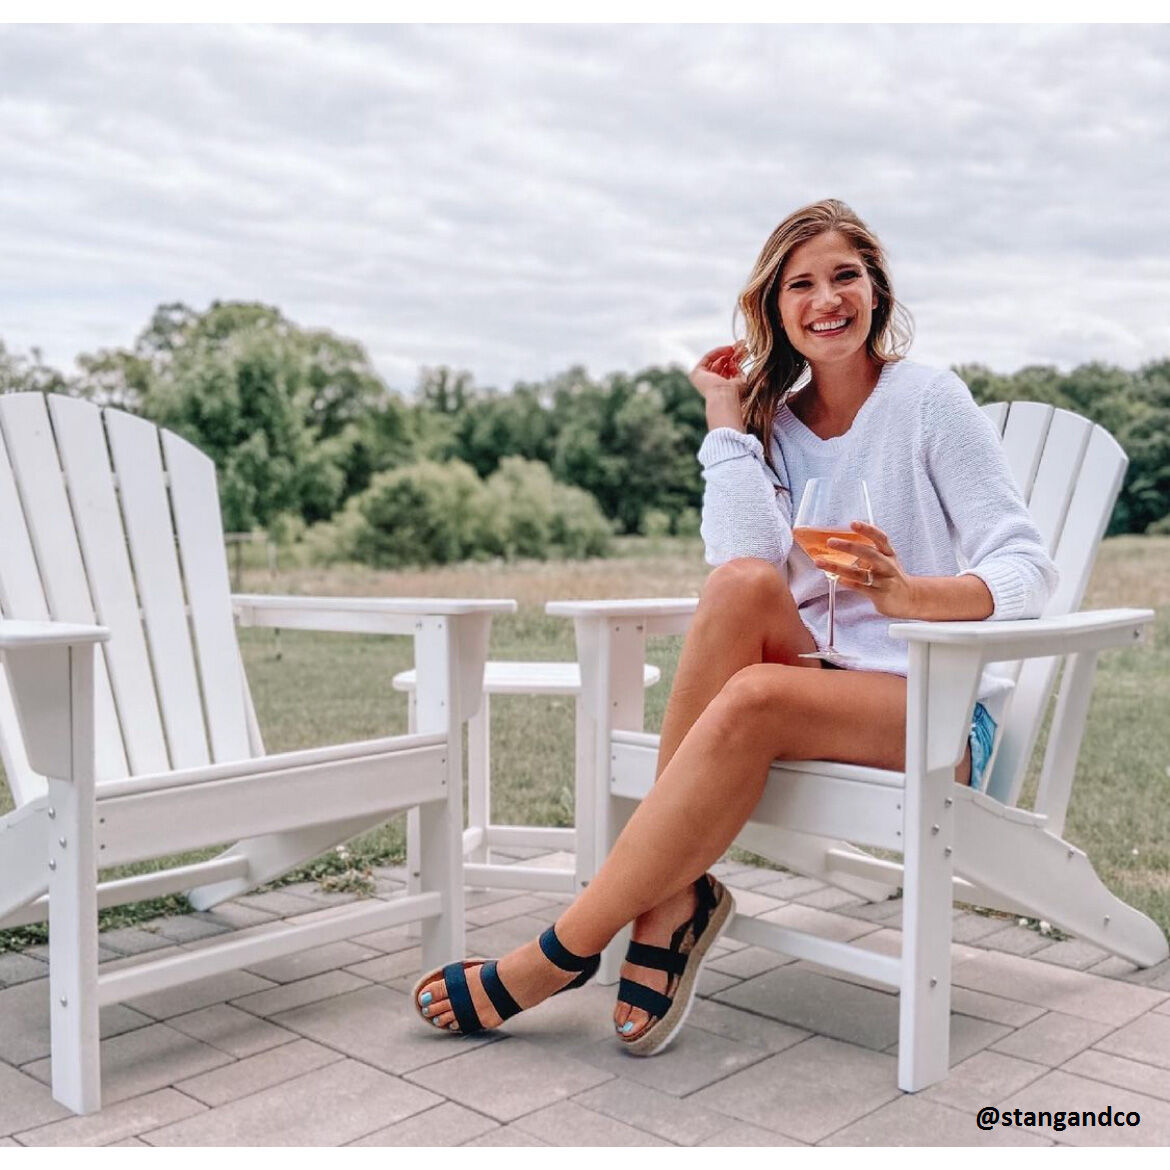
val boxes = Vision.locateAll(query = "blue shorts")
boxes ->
[969,702,997,791]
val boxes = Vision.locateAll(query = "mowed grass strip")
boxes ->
[1,535,1168,941]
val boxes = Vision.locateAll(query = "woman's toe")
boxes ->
[618,1006,650,1038]
[430,1008,457,1029]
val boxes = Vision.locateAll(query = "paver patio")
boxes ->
[3,853,1169,1146]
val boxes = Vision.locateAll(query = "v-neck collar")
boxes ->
[779,360,893,453]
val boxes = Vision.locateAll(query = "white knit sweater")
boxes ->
[697,359,1059,702]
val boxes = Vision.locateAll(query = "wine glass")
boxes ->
[792,478,876,665]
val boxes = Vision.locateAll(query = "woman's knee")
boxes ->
[701,558,792,614]
[704,663,796,743]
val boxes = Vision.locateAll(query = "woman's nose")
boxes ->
[812,283,842,310]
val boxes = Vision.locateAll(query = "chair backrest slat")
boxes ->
[104,409,211,771]
[162,430,252,763]
[986,406,1127,806]
[999,402,1055,503]
[0,394,129,783]
[0,418,48,804]
[46,396,172,776]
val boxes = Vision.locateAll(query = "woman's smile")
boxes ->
[806,315,853,337]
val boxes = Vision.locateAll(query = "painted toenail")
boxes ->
[420,991,433,1006]
[448,1023,459,1031]
[619,1021,634,1034]
[421,1006,430,1016]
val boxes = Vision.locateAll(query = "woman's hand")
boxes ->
[691,343,747,431]
[817,521,918,619]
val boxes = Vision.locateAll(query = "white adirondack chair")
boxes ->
[547,401,1166,1093]
[0,391,515,1114]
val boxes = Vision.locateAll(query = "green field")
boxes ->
[2,535,1168,946]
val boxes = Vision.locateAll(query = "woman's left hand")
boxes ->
[817,521,918,618]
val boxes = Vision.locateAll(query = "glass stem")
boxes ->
[826,573,838,651]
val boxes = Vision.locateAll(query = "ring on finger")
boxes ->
[864,569,874,587]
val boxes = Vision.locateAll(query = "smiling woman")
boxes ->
[407,198,1061,1072]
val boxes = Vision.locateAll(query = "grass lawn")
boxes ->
[2,534,1168,945]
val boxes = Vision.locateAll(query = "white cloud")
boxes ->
[1,23,1168,391]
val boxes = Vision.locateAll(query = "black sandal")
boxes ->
[412,924,600,1035]
[617,873,734,1056]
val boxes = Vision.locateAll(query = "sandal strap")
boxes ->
[442,963,485,1035]
[625,939,688,975]
[479,960,523,1022]
[539,925,598,973]
[618,977,672,1020]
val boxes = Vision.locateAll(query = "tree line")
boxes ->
[1,301,1167,567]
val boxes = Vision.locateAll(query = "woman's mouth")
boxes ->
[807,317,852,337]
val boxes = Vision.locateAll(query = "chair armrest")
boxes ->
[545,598,698,637]
[889,607,1153,663]
[0,619,109,649]
[232,594,516,636]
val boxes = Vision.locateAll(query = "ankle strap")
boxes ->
[539,924,597,972]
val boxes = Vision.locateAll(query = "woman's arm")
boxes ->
[817,371,1058,622]
[922,372,1059,620]
[692,346,794,567]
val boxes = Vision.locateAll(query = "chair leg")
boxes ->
[467,695,490,883]
[47,649,102,1114]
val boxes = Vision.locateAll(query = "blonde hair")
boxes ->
[735,199,913,484]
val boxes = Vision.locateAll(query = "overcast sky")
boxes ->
[2,23,1169,394]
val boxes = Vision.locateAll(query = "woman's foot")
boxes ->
[613,882,699,1041]
[415,929,595,1033]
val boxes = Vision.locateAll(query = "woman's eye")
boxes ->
[837,270,861,281]
[788,280,811,290]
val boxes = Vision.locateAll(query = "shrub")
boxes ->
[334,456,611,567]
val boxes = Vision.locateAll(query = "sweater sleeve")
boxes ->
[697,427,794,568]
[922,372,1059,620]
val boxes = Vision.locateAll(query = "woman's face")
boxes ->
[777,230,878,366]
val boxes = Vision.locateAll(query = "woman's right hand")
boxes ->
[691,344,748,431]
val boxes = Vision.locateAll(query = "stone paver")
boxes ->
[0,979,153,1066]
[1064,1048,1170,1103]
[406,1036,611,1122]
[715,965,901,1050]
[1031,938,1110,970]
[128,970,277,1021]
[2,859,1166,1147]
[244,940,380,984]
[692,1035,900,1143]
[976,925,1052,957]
[0,951,50,985]
[1093,1010,1170,1069]
[998,1068,1170,1145]
[574,1077,731,1145]
[349,1101,499,1146]
[273,983,497,1075]
[821,1093,1052,1146]
[573,1019,770,1097]
[23,1023,232,1106]
[923,1049,1048,1113]
[174,1038,341,1107]
[0,1062,70,1137]
[229,969,368,1017]
[991,1011,1114,1066]
[951,949,1169,1025]
[147,1059,440,1146]
[513,1099,670,1146]
[167,1004,296,1058]
[15,1088,204,1147]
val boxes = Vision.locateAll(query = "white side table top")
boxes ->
[393,660,661,696]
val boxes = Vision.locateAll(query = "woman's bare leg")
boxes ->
[415,561,920,1033]
[615,558,820,1031]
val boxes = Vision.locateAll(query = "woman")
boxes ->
[412,198,1057,1054]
